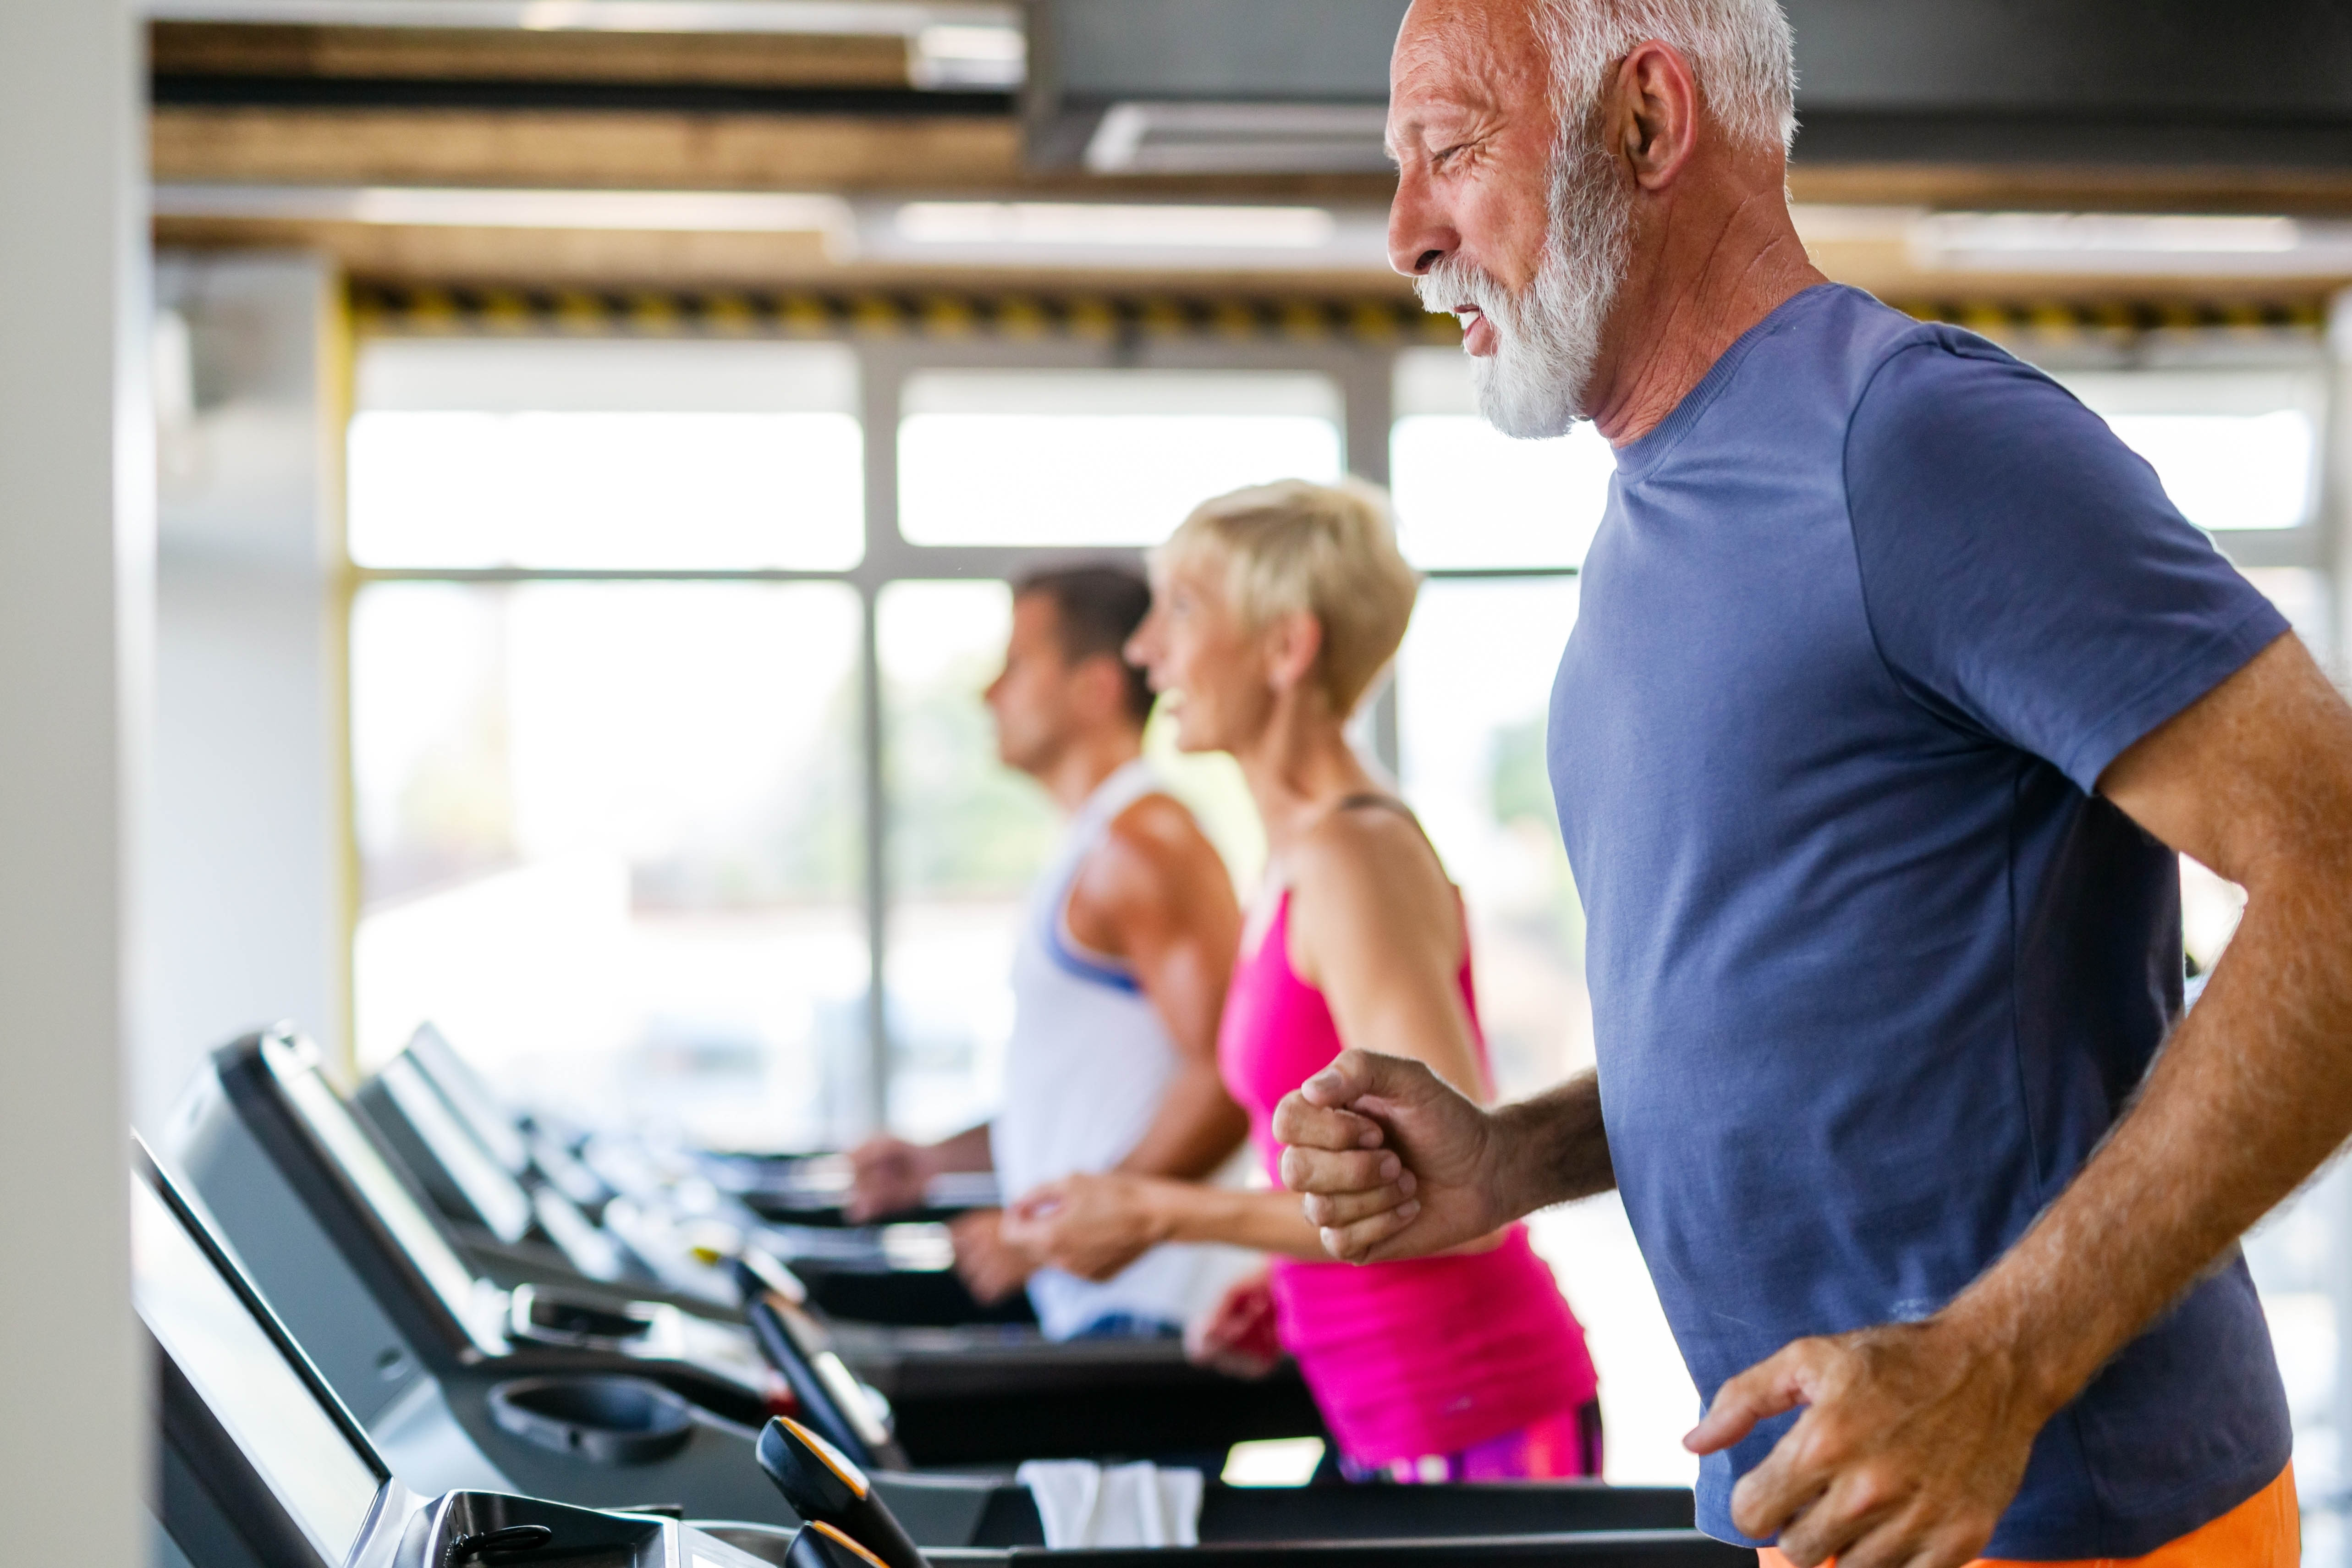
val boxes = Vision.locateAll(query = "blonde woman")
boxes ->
[1002,479,1600,1482]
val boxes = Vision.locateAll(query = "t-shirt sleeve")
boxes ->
[1844,337,2290,794]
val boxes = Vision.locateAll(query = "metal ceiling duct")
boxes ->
[1026,0,2352,176]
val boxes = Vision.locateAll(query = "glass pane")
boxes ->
[877,580,1061,1139]
[1391,346,1614,569]
[352,581,866,1151]
[350,338,862,570]
[2058,369,2322,534]
[1396,578,1698,1486]
[898,371,1343,546]
[1395,578,1588,1100]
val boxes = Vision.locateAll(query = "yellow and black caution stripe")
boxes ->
[1890,297,2328,336]
[349,283,1464,343]
[350,282,2330,342]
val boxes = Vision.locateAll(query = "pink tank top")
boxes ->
[1219,884,1600,1465]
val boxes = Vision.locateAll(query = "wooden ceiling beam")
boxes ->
[151,22,912,88]
[149,213,1423,299]
[149,105,1406,198]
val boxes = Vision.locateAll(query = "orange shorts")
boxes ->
[1757,1465,2297,1568]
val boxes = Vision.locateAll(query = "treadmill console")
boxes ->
[135,1157,393,1568]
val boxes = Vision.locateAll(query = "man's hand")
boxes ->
[844,1135,934,1222]
[1271,1048,1510,1262]
[1686,1315,2050,1568]
[999,1172,1167,1283]
[947,1209,1035,1304]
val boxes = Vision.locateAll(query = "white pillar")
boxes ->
[144,253,348,1131]
[0,2,150,1564]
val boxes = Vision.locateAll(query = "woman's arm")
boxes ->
[1287,808,1489,1103]
[1002,1169,1362,1278]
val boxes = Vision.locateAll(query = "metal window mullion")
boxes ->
[855,341,912,1137]
[1343,343,1404,777]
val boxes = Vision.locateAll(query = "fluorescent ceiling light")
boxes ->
[1911,212,2352,276]
[894,202,1336,250]
[154,184,853,252]
[1788,204,1923,244]
[143,0,1019,40]
[909,22,1024,90]
[1084,102,1393,176]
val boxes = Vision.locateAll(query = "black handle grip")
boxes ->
[757,1418,928,1568]
[744,1296,878,1469]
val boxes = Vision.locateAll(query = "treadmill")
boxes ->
[136,1137,790,1568]
[354,1025,1335,1463]
[175,1028,1327,1469]
[135,1137,1754,1568]
[381,1022,1034,1328]
[169,1029,806,1522]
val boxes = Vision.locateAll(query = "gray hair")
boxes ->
[1535,0,1797,155]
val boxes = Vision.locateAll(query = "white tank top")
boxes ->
[992,759,1256,1340]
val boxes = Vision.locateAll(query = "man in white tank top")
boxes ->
[847,567,1256,1339]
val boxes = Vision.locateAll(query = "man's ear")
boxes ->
[1075,651,1132,722]
[1611,39,1701,191]
[1263,610,1326,697]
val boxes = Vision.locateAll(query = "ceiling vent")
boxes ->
[1083,102,1392,175]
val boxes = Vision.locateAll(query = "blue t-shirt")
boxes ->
[1548,284,2292,1558]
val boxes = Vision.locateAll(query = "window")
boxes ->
[352,580,866,1150]
[352,340,863,570]
[876,579,1058,1138]
[1390,347,1613,570]
[898,370,1343,546]
[2059,369,2325,535]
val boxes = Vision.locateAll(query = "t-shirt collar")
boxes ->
[1610,282,1848,482]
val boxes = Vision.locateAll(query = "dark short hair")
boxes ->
[1012,564,1155,725]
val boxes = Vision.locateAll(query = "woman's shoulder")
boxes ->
[1289,797,1451,907]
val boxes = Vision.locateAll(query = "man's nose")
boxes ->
[1387,166,1454,277]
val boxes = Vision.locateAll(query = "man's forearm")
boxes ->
[1492,1069,1615,1216]
[928,1123,996,1173]
[1941,881,2352,1422]
[1117,1063,1250,1182]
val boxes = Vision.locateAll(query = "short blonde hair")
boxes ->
[1157,478,1419,717]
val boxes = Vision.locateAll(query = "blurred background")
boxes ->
[125,0,2352,1542]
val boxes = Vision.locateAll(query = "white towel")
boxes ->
[1015,1460,1204,1548]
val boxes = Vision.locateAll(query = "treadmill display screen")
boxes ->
[262,1034,506,1355]
[408,1023,531,1174]
[133,1178,385,1564]
[379,1056,535,1245]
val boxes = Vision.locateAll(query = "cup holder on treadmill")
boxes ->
[507,1283,661,1350]
[487,1374,696,1466]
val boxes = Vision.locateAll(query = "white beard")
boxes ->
[1416,131,1633,440]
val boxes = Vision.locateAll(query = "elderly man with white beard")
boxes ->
[1272,2,2352,1566]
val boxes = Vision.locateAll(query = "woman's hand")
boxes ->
[1187,1271,1282,1379]
[1000,1172,1171,1282]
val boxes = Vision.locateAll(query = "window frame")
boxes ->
[346,322,2339,1133]
[347,329,1574,1129]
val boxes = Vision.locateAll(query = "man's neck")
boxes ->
[1587,183,1828,448]
[1034,727,1144,814]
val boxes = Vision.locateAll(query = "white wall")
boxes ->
[141,252,347,1132]
[0,2,148,1562]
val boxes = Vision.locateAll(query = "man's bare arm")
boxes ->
[1066,794,1251,1181]
[1693,633,2352,1568]
[845,1121,993,1221]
